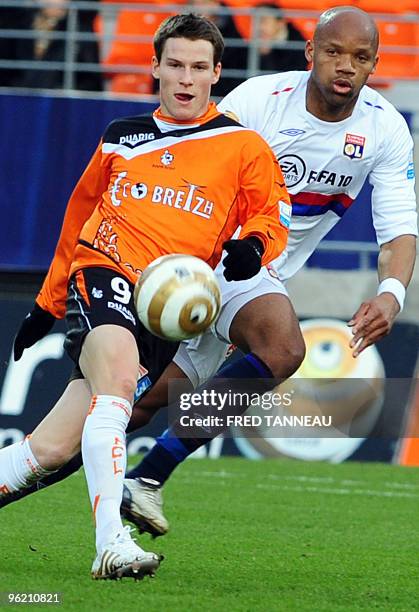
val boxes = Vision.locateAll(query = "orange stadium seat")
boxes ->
[98,0,184,94]
[404,0,419,10]
[274,0,327,41]
[356,0,412,12]
[351,0,419,80]
[373,20,419,79]
[223,0,259,39]
[277,0,419,79]
[274,0,326,8]
[225,0,325,41]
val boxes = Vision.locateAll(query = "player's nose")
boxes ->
[336,54,356,73]
[179,67,194,85]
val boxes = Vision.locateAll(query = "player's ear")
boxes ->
[151,56,160,80]
[305,39,314,63]
[212,62,222,85]
[370,54,379,75]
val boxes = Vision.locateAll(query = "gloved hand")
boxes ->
[13,303,56,361]
[222,237,264,281]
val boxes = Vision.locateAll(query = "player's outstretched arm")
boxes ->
[348,234,416,356]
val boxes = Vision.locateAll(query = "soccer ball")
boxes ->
[135,254,221,341]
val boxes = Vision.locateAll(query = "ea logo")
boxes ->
[278,154,306,187]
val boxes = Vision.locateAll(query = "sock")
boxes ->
[0,453,83,509]
[127,352,273,485]
[127,434,187,484]
[0,437,56,496]
[81,395,132,552]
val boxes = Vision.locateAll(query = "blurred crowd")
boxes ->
[0,0,308,95]
[0,0,417,96]
[0,0,103,90]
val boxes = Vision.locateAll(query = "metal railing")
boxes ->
[1,1,417,271]
[0,1,418,92]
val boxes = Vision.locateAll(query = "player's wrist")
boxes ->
[377,277,405,313]
[244,236,264,259]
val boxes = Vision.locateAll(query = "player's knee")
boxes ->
[92,369,137,401]
[112,376,137,402]
[31,439,77,471]
[255,338,305,380]
[81,330,138,400]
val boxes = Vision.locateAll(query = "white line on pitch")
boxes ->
[255,483,419,499]
[188,470,419,493]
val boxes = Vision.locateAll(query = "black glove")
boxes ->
[222,237,264,281]
[13,303,56,361]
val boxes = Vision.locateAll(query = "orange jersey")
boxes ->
[38,103,289,318]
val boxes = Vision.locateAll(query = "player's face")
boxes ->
[152,37,221,121]
[306,25,378,118]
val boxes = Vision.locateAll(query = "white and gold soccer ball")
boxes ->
[135,254,221,341]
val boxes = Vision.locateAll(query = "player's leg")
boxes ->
[0,333,180,511]
[0,454,84,509]
[0,377,90,501]
[30,377,90,468]
[128,360,191,431]
[227,292,305,379]
[123,270,305,534]
[68,268,161,579]
[122,360,191,535]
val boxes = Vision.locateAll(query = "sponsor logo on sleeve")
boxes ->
[343,133,365,159]
[279,201,292,228]
[407,162,415,180]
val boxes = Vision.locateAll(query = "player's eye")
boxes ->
[326,48,338,56]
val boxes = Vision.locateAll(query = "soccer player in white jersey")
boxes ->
[0,7,417,539]
[120,4,417,534]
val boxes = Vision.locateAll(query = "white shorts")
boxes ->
[173,265,288,387]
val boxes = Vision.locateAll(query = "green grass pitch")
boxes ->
[1,456,419,611]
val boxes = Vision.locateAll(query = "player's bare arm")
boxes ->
[349,234,417,356]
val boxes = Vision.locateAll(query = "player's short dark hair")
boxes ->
[153,13,225,65]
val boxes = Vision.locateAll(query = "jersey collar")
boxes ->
[153,102,220,132]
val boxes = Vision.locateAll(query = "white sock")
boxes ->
[81,394,132,553]
[0,437,55,496]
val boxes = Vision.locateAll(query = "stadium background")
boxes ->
[0,0,418,466]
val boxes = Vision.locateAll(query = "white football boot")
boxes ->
[121,478,169,538]
[91,525,162,580]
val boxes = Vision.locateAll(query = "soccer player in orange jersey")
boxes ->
[0,14,289,580]
[3,6,416,544]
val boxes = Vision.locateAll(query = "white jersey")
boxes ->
[218,70,417,280]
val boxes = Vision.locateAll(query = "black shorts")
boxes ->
[65,267,179,384]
